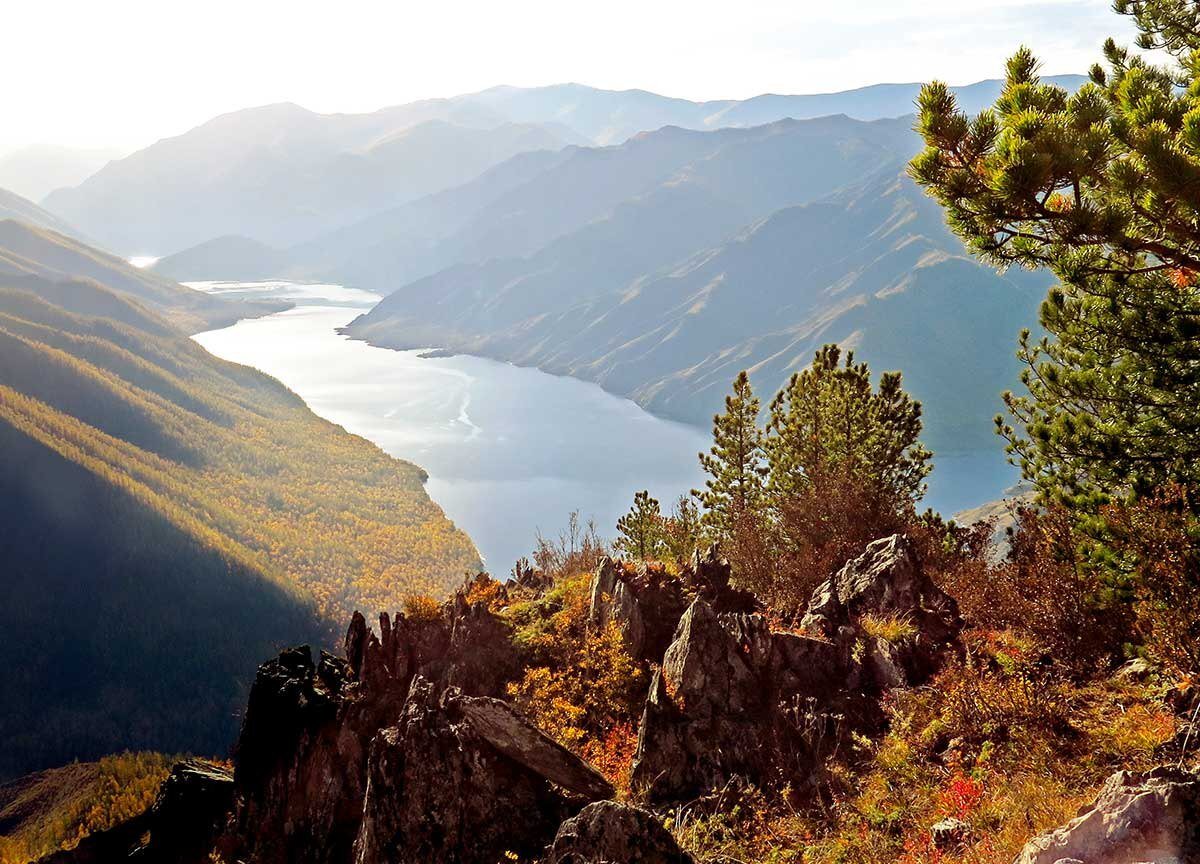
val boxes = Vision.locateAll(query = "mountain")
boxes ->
[234,114,915,294]
[0,220,281,332]
[43,104,577,255]
[453,77,1087,144]
[0,233,479,779]
[0,753,173,864]
[0,144,121,202]
[345,171,1047,453]
[153,235,294,282]
[40,77,1085,261]
[0,189,79,238]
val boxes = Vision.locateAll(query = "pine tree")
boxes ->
[662,494,704,566]
[696,371,767,541]
[910,9,1200,513]
[615,490,665,560]
[764,345,931,514]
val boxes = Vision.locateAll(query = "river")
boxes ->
[192,280,1018,571]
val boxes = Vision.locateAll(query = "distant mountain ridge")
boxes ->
[44,112,577,255]
[456,76,1087,143]
[0,144,122,203]
[41,76,1085,258]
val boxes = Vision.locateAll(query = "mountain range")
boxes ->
[133,96,1056,455]
[0,189,78,240]
[42,77,1085,259]
[44,108,577,255]
[344,167,1047,453]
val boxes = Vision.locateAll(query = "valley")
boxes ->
[8,4,1198,856]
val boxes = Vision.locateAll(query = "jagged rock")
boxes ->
[38,760,233,864]
[590,556,648,657]
[549,800,694,864]
[801,533,962,686]
[631,535,959,804]
[508,557,554,596]
[688,543,759,614]
[631,600,822,803]
[770,630,857,701]
[445,590,522,697]
[224,644,371,864]
[587,547,757,666]
[130,760,234,862]
[1013,766,1200,864]
[459,696,614,800]
[352,679,578,864]
[221,594,528,864]
[930,816,971,852]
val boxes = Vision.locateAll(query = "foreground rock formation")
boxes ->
[35,534,969,863]
[631,533,962,803]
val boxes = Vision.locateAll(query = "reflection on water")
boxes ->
[192,281,1017,571]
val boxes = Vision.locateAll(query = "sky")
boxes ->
[3,0,1138,156]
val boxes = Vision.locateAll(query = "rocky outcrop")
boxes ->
[802,533,962,686]
[549,800,695,864]
[930,816,971,852]
[38,760,233,864]
[221,644,370,864]
[630,599,850,803]
[632,534,961,804]
[353,679,594,864]
[39,533,967,862]
[346,580,520,700]
[1013,767,1200,864]
[588,545,758,664]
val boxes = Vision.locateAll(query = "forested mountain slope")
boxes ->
[0,220,280,332]
[0,189,79,239]
[0,245,479,778]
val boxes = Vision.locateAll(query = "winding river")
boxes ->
[191,280,1017,571]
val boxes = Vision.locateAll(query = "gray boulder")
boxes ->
[1013,767,1200,864]
[590,556,647,658]
[630,600,843,803]
[801,533,962,686]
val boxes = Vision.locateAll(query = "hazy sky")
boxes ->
[4,0,1137,156]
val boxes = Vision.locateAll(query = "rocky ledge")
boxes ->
[38,534,1187,863]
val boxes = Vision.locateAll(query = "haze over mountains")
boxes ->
[345,168,1047,453]
[0,189,78,240]
[45,107,576,254]
[44,76,1085,259]
[0,144,122,203]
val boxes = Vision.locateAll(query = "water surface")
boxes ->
[192,280,1017,571]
